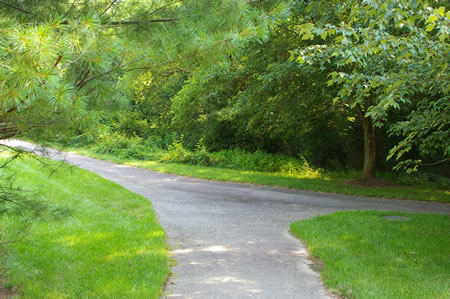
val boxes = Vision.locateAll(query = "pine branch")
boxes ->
[122,37,235,72]
[106,18,178,26]
[101,0,119,16]
[76,57,146,89]
[62,1,76,19]
[147,0,183,17]
[0,222,32,246]
[0,0,33,14]
[0,144,23,169]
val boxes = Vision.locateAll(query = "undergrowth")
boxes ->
[39,128,450,190]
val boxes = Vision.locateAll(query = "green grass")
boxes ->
[0,156,169,298]
[290,211,450,298]
[62,147,449,203]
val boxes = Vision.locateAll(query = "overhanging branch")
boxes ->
[106,18,177,26]
[76,57,146,89]
[147,0,183,17]
[0,0,33,14]
[101,0,118,16]
[417,158,450,166]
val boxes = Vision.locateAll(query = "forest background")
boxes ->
[0,1,448,297]
[1,0,449,187]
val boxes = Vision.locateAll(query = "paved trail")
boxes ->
[9,140,450,299]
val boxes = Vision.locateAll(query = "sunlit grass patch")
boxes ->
[291,211,450,298]
[69,148,450,202]
[0,156,169,298]
[31,144,450,203]
[126,162,449,202]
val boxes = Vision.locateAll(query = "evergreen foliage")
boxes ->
[2,0,448,176]
[0,0,278,139]
[0,0,282,240]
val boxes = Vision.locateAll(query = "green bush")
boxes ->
[395,171,450,189]
[116,111,152,138]
[46,126,322,177]
[159,141,194,163]
[209,149,316,174]
[91,129,151,160]
[156,142,320,176]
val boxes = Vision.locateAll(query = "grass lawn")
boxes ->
[291,211,450,298]
[0,155,169,298]
[66,148,449,203]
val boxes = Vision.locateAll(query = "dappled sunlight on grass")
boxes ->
[291,211,450,298]
[0,151,13,158]
[60,147,450,202]
[0,157,169,298]
[58,235,83,246]
[58,232,113,246]
[47,291,70,298]
[129,160,158,167]
[106,247,166,261]
[147,230,165,238]
[119,160,450,202]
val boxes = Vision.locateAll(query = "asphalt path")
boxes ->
[8,140,450,299]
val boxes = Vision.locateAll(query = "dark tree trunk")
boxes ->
[356,104,376,179]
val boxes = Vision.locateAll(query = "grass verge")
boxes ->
[63,147,449,203]
[290,211,450,298]
[0,155,169,298]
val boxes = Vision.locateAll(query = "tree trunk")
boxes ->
[356,104,376,179]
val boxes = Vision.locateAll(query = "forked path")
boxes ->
[9,140,450,299]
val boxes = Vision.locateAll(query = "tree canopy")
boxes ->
[0,0,280,139]
[1,0,448,177]
[290,0,449,176]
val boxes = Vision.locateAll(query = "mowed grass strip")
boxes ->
[70,148,449,203]
[129,161,449,202]
[291,211,450,298]
[0,156,169,298]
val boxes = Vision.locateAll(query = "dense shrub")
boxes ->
[210,149,312,173]
[39,128,448,187]
[157,143,321,176]
[91,129,155,160]
[81,129,320,176]
[395,172,450,190]
[116,111,152,138]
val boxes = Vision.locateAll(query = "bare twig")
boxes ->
[147,0,183,17]
[0,222,32,246]
[0,0,33,14]
[100,0,118,16]
[417,158,450,166]
[106,18,178,26]
[0,144,23,169]
[76,57,146,89]
[62,1,76,19]
[122,38,234,73]
[54,55,63,68]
